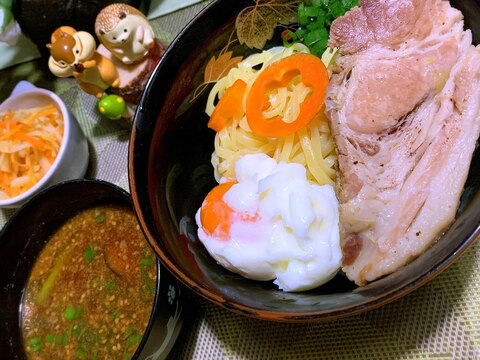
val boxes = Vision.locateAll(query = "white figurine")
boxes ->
[95,3,155,65]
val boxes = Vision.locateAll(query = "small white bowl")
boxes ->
[0,81,89,208]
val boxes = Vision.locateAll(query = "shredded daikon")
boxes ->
[0,105,63,199]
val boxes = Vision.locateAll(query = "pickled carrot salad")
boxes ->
[0,105,63,199]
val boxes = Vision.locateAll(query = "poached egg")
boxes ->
[195,153,342,292]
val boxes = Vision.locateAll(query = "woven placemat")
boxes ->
[0,2,479,359]
[166,242,479,359]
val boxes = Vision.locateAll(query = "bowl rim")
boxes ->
[128,0,480,322]
[0,178,127,235]
[0,86,72,207]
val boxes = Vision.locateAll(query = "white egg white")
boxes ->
[195,153,342,292]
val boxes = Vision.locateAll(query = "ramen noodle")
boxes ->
[206,44,337,186]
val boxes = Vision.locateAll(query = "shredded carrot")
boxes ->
[0,120,18,129]
[26,107,59,125]
[0,105,63,199]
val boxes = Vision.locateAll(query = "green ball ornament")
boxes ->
[98,95,126,120]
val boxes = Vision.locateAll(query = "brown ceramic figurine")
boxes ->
[46,26,120,99]
[95,3,165,104]
[95,3,155,65]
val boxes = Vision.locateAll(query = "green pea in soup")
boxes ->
[21,205,157,360]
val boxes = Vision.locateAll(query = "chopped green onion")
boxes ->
[140,257,154,266]
[281,30,298,47]
[298,3,309,25]
[140,262,155,297]
[341,0,358,10]
[75,349,87,359]
[36,249,70,305]
[27,337,42,352]
[126,331,142,348]
[44,333,55,344]
[95,212,105,224]
[310,39,329,57]
[305,6,321,17]
[303,28,328,46]
[330,0,346,18]
[104,279,117,292]
[291,0,358,56]
[123,327,134,340]
[84,245,95,263]
[65,305,83,320]
[295,28,308,39]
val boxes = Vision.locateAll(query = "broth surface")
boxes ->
[22,204,156,359]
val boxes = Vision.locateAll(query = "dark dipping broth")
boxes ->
[21,204,156,359]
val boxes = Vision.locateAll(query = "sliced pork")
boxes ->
[325,0,480,285]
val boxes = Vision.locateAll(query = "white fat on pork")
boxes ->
[325,0,480,285]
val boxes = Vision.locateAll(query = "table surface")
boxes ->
[1,2,479,359]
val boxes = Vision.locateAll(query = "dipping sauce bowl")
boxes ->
[0,179,184,359]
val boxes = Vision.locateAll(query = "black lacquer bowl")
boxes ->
[129,0,480,322]
[0,179,184,359]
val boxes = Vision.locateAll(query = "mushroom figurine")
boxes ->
[47,26,120,99]
[95,3,165,105]
[98,94,126,120]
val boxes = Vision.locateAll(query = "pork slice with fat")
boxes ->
[325,0,480,285]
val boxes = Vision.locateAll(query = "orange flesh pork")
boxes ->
[325,0,480,285]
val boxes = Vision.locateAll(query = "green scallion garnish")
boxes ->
[95,212,105,224]
[283,0,359,56]
[140,257,154,266]
[65,305,83,320]
[84,245,95,263]
[27,337,42,352]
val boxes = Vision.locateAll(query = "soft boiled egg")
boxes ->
[195,153,342,292]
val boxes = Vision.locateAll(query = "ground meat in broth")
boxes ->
[22,205,156,359]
